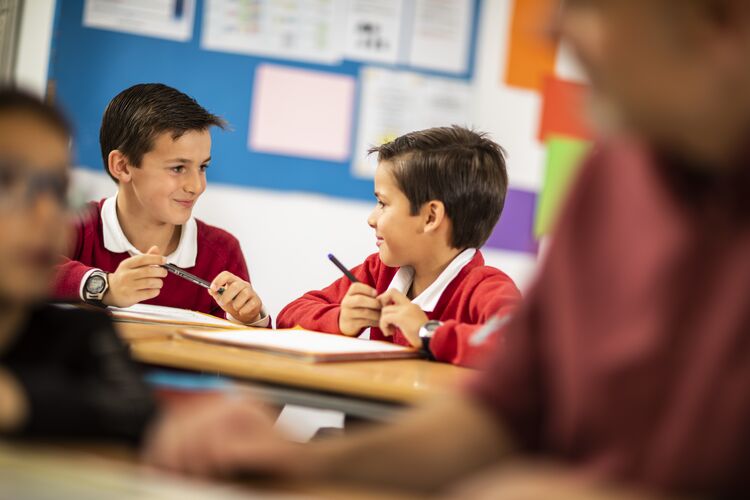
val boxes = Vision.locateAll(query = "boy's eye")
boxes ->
[171,166,185,173]
[376,200,385,208]
[200,164,209,172]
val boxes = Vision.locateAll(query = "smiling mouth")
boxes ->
[174,199,195,207]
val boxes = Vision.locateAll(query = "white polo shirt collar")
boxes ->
[386,248,477,312]
[101,194,198,268]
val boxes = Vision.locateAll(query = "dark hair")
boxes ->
[100,83,226,181]
[368,125,508,249]
[0,87,72,139]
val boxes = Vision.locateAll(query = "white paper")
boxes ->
[407,0,473,74]
[109,303,240,329]
[275,405,345,443]
[343,0,403,64]
[83,0,195,42]
[352,66,472,178]
[201,0,345,65]
[249,64,355,161]
[181,328,418,360]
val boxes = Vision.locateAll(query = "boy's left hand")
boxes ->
[209,271,264,324]
[377,289,429,348]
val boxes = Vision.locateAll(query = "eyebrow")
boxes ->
[166,157,212,164]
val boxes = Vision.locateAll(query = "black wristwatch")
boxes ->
[418,320,442,360]
[83,270,109,306]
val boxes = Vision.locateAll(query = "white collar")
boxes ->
[101,194,198,268]
[386,248,477,312]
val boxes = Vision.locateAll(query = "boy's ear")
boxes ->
[108,150,134,183]
[422,200,446,234]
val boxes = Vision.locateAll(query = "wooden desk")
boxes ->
[0,441,423,499]
[118,322,473,418]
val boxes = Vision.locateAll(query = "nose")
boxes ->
[367,207,378,229]
[184,168,205,195]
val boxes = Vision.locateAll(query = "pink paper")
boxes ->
[249,64,356,161]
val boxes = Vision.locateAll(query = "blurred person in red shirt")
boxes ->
[144,1,750,497]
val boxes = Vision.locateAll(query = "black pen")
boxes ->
[327,254,359,283]
[161,263,224,294]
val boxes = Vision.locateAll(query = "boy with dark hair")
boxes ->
[0,87,154,441]
[52,83,268,326]
[277,126,521,367]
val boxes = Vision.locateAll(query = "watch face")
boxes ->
[420,320,442,339]
[87,275,106,294]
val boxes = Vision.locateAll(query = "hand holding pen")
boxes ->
[104,246,168,308]
[328,253,381,336]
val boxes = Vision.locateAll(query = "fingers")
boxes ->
[342,292,382,311]
[378,303,426,347]
[348,307,381,323]
[347,283,378,298]
[121,252,166,270]
[242,296,263,319]
[210,271,238,292]
[216,280,246,306]
[133,278,165,291]
[377,288,410,306]
[129,265,168,281]
[208,271,263,323]
[379,307,398,337]
[144,397,281,477]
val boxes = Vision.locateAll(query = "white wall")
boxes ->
[14,0,56,96]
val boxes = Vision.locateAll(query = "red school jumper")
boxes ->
[277,251,522,367]
[52,200,256,319]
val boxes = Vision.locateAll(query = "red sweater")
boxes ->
[53,200,252,319]
[277,251,522,367]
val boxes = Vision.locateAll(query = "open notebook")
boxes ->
[108,304,244,330]
[180,328,420,363]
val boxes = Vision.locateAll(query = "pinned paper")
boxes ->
[485,188,539,254]
[201,0,345,64]
[249,64,355,162]
[504,0,558,91]
[538,76,592,141]
[83,0,195,41]
[534,136,591,237]
[344,0,403,64]
[408,0,474,74]
[352,67,471,178]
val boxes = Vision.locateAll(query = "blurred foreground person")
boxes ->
[145,1,750,497]
[0,88,155,442]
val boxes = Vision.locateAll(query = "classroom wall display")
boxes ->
[51,0,480,200]
[51,0,581,256]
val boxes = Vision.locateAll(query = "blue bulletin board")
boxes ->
[49,0,482,202]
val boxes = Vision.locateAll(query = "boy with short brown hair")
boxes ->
[277,126,521,367]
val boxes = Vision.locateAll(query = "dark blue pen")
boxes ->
[161,263,224,294]
[327,254,359,283]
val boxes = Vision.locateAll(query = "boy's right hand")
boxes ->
[338,283,382,336]
[103,246,168,308]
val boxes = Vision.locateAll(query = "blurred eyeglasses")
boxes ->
[0,158,70,212]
